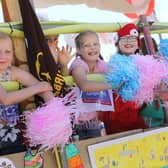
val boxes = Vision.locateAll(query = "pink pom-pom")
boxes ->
[132,54,168,105]
[23,87,81,149]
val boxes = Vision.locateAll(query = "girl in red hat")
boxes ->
[101,22,168,134]
[117,23,141,55]
[99,23,147,134]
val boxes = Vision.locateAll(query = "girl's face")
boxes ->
[77,34,100,62]
[0,38,13,72]
[118,35,138,55]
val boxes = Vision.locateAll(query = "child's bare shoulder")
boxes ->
[10,66,31,80]
[11,66,28,73]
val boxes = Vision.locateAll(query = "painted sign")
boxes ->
[88,127,168,168]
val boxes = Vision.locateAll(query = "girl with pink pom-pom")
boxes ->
[0,32,77,153]
[0,32,54,155]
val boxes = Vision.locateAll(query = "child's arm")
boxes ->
[71,66,111,92]
[0,81,53,106]
[11,66,54,102]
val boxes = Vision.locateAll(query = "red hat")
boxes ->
[117,23,140,47]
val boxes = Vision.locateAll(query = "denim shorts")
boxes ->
[77,128,101,140]
[0,133,26,155]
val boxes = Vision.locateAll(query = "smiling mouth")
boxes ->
[0,59,7,62]
[88,51,98,56]
[124,44,134,48]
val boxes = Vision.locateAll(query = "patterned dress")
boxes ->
[0,67,25,155]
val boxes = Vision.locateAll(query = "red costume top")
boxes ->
[98,94,147,134]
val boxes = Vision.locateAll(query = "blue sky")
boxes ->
[154,0,168,22]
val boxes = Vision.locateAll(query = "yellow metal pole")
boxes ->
[54,147,62,168]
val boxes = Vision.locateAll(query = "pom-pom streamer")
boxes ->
[23,87,81,150]
[105,53,168,106]
[133,54,168,105]
[105,54,140,101]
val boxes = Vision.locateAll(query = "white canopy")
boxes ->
[33,0,150,13]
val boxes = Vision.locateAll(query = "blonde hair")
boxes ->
[75,30,99,49]
[0,32,15,64]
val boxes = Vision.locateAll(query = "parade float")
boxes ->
[0,0,168,167]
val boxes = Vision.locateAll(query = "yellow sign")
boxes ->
[88,127,168,168]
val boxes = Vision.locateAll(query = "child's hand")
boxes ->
[36,81,54,102]
[37,81,53,93]
[57,45,75,67]
[157,92,168,101]
[154,89,168,101]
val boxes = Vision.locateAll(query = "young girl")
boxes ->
[102,23,147,134]
[0,32,54,155]
[105,23,168,133]
[69,31,112,139]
